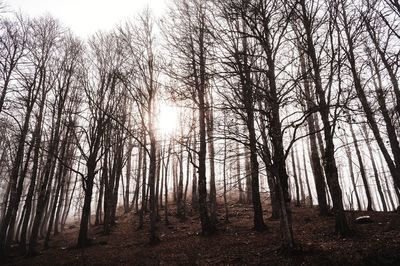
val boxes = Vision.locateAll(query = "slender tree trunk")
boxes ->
[155,150,162,219]
[134,145,143,213]
[206,92,217,225]
[258,103,280,219]
[159,150,164,209]
[77,128,103,248]
[344,136,362,211]
[164,144,171,224]
[124,137,133,213]
[235,127,244,204]
[177,147,185,219]
[297,40,328,215]
[61,159,79,230]
[54,174,66,236]
[349,120,373,211]
[77,173,94,248]
[191,129,198,210]
[302,140,313,207]
[103,142,111,234]
[342,4,400,193]
[20,91,46,254]
[1,180,11,223]
[148,131,158,243]
[198,87,214,235]
[295,146,306,205]
[379,153,398,209]
[138,132,147,230]
[223,129,229,223]
[267,79,294,248]
[300,0,349,235]
[28,93,67,254]
[246,110,266,231]
[45,129,72,245]
[95,168,104,226]
[245,150,252,204]
[0,94,36,255]
[362,124,387,211]
[110,138,124,226]
[291,148,301,207]
[44,169,62,248]
[184,149,190,202]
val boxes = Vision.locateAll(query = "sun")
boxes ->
[156,102,179,136]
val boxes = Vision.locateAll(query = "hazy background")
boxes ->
[6,0,167,37]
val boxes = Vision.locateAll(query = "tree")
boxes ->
[0,14,29,113]
[214,0,267,231]
[119,9,161,243]
[164,0,216,235]
[74,31,122,248]
[294,0,349,236]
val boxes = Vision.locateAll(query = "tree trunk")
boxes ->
[223,130,229,223]
[177,147,185,219]
[297,40,328,215]
[61,159,79,231]
[379,153,398,209]
[300,0,349,235]
[77,172,94,248]
[134,145,143,214]
[44,168,62,248]
[0,91,37,254]
[76,126,103,248]
[349,120,373,211]
[155,149,162,219]
[191,130,198,210]
[295,146,306,205]
[361,124,387,211]
[258,102,280,219]
[164,144,171,224]
[344,136,362,210]
[124,137,133,214]
[302,140,313,207]
[291,148,301,207]
[197,87,215,235]
[342,4,400,193]
[138,132,147,230]
[206,92,217,225]
[148,130,158,243]
[183,149,190,212]
[235,127,244,204]
[267,70,294,249]
[245,150,252,204]
[95,167,104,226]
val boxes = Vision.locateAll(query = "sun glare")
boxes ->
[156,103,179,136]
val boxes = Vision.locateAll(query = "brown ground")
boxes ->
[4,204,400,265]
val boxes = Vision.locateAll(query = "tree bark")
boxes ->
[349,120,373,211]
[300,0,349,235]
[206,92,217,225]
[291,148,301,207]
[361,124,387,211]
[297,40,328,215]
[344,136,362,210]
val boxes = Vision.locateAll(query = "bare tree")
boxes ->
[0,14,29,113]
[294,0,349,236]
[163,0,216,235]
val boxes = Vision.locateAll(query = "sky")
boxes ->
[6,0,167,37]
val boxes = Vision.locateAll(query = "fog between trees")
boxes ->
[0,0,399,255]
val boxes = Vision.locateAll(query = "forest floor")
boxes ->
[4,203,400,265]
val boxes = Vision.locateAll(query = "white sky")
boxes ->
[6,0,167,37]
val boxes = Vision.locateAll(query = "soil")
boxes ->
[3,204,400,265]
